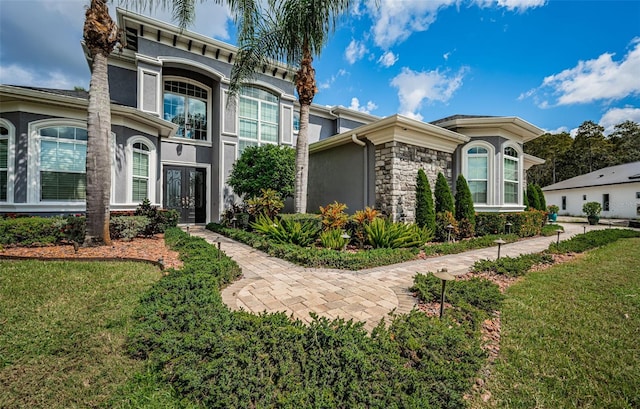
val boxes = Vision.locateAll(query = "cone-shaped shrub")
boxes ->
[535,184,546,210]
[454,174,476,238]
[415,169,436,231]
[435,172,454,214]
[526,184,541,211]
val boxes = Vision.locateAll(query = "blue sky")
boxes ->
[1,0,639,135]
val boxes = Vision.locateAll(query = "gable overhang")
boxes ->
[0,85,177,137]
[436,116,544,143]
[523,153,545,170]
[310,114,470,154]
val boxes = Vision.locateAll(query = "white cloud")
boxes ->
[345,39,367,64]
[525,38,640,107]
[390,66,467,119]
[319,69,348,90]
[473,0,547,12]
[378,51,399,67]
[349,97,378,114]
[0,64,80,89]
[365,0,456,48]
[598,106,640,135]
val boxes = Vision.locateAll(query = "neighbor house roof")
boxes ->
[542,161,640,191]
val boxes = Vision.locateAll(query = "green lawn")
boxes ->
[474,238,640,408]
[0,260,164,408]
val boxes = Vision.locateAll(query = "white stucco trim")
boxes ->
[126,135,158,205]
[162,75,213,146]
[500,140,524,206]
[0,118,16,203]
[460,140,495,206]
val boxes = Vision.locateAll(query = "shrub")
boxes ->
[527,184,542,211]
[411,272,504,315]
[472,253,554,277]
[475,211,546,238]
[247,188,284,218]
[319,229,350,250]
[227,144,296,199]
[415,169,436,231]
[549,228,640,254]
[542,223,563,236]
[134,199,179,235]
[434,172,454,214]
[351,207,380,248]
[435,211,458,242]
[319,201,349,231]
[61,215,86,243]
[0,216,62,245]
[582,201,602,217]
[364,218,433,249]
[251,213,320,247]
[535,184,546,210]
[109,216,150,241]
[454,174,476,238]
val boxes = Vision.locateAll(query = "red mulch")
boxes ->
[0,234,183,270]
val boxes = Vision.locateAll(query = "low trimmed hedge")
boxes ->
[548,228,640,253]
[475,210,547,237]
[127,228,486,408]
[472,253,554,277]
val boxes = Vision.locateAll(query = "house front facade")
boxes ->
[0,8,545,224]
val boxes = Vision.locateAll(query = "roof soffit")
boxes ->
[437,116,544,142]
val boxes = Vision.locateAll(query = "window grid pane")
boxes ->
[39,126,87,201]
[469,181,487,204]
[0,171,6,201]
[239,87,279,149]
[164,81,208,140]
[41,171,86,201]
[132,178,148,202]
[0,139,7,169]
[504,181,518,204]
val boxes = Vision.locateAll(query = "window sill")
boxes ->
[165,137,213,147]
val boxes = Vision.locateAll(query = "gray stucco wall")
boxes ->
[308,141,374,214]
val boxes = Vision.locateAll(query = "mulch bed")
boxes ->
[0,234,183,270]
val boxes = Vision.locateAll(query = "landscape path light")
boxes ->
[433,269,455,318]
[446,224,454,243]
[505,221,512,235]
[341,233,351,251]
[494,238,506,259]
[556,229,563,248]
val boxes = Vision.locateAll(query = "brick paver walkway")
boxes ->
[189,223,593,330]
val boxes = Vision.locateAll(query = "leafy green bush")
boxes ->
[247,188,284,218]
[454,174,475,238]
[251,213,320,247]
[527,183,542,211]
[319,201,349,231]
[582,201,602,217]
[351,207,380,248]
[365,218,433,249]
[475,211,546,237]
[134,199,179,235]
[0,216,63,245]
[411,272,503,315]
[227,144,295,199]
[319,228,349,250]
[549,228,640,254]
[435,211,458,242]
[434,172,454,214]
[415,169,436,231]
[109,216,150,241]
[472,253,554,277]
[422,233,519,257]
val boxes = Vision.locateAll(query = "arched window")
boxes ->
[467,146,489,204]
[238,86,279,154]
[163,80,208,140]
[38,126,87,201]
[127,136,156,204]
[503,146,520,204]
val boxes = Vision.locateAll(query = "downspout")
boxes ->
[351,134,368,208]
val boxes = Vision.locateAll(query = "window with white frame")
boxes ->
[0,125,9,201]
[39,126,87,201]
[503,146,519,204]
[132,142,150,202]
[163,80,208,140]
[238,86,279,154]
[467,146,489,204]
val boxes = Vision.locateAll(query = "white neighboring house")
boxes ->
[542,161,640,220]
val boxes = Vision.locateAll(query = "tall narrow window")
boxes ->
[562,196,567,210]
[0,126,8,201]
[238,86,279,154]
[39,126,87,201]
[603,194,610,211]
[132,142,150,202]
[467,146,488,203]
[163,80,208,140]
[503,146,519,204]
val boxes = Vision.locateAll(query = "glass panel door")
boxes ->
[163,166,206,223]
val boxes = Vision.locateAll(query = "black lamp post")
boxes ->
[433,269,455,318]
[494,238,506,259]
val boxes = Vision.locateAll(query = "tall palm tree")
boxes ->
[83,0,119,245]
[229,0,351,213]
[122,0,351,214]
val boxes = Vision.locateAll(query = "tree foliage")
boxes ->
[525,120,640,187]
[454,174,475,237]
[434,172,454,214]
[227,144,295,200]
[526,184,542,211]
[415,169,435,231]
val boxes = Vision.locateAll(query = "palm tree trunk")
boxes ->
[294,46,316,214]
[85,51,112,245]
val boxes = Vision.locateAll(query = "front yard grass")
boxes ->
[0,260,165,408]
[473,237,640,408]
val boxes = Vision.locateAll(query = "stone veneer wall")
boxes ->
[375,141,452,222]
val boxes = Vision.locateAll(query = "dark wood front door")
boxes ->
[163,166,206,223]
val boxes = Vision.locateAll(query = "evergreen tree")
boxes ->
[415,169,435,231]
[535,184,546,210]
[454,174,475,238]
[434,172,454,214]
[526,184,541,211]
